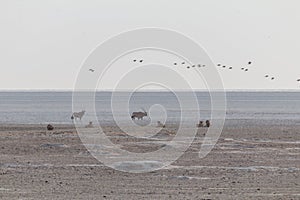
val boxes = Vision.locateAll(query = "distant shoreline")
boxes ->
[1,118,300,126]
[0,89,299,92]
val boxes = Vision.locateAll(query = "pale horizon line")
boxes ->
[0,89,299,92]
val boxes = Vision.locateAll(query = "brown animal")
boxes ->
[47,124,54,131]
[206,120,211,127]
[197,121,204,128]
[131,108,148,120]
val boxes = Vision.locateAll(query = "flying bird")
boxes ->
[187,66,190,69]
[241,68,244,70]
[89,69,95,72]
[217,64,221,66]
[182,62,185,65]
[245,69,248,71]
[248,61,252,65]
[271,77,275,80]
[223,66,226,68]
[140,60,143,63]
[174,63,177,65]
[133,59,137,62]
[265,75,269,78]
[198,64,202,67]
[229,67,233,70]
[297,79,300,82]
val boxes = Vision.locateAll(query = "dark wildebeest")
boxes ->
[47,124,54,131]
[206,120,211,127]
[131,109,147,120]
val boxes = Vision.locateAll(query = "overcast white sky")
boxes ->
[1,0,300,90]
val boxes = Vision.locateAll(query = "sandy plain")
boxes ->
[0,120,299,199]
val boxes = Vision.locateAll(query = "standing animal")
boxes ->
[206,120,211,127]
[47,124,54,131]
[131,108,147,120]
[197,121,204,128]
[71,110,86,120]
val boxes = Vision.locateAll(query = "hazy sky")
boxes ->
[1,0,300,90]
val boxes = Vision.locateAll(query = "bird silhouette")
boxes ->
[130,57,291,85]
[89,69,95,72]
[297,79,300,82]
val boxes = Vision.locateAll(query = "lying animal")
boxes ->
[85,121,94,128]
[71,110,86,120]
[157,121,166,128]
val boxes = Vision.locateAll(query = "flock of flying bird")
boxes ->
[88,59,300,85]
[174,60,279,81]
